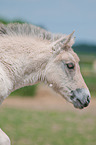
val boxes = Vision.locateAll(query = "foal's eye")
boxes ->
[66,63,75,69]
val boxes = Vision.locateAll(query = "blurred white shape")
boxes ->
[49,84,53,87]
[0,129,11,145]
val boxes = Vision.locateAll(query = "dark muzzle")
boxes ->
[70,88,91,109]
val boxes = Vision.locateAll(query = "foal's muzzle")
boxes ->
[70,88,91,109]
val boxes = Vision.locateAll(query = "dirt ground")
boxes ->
[2,85,96,114]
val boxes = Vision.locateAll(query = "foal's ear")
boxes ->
[50,31,75,55]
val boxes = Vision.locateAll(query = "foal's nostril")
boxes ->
[84,102,88,107]
[87,96,90,103]
[70,95,75,100]
[84,96,90,107]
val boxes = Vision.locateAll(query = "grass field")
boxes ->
[0,107,96,145]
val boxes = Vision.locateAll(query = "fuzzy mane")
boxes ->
[0,23,65,42]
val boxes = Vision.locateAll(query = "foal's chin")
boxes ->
[68,99,90,109]
[68,96,90,109]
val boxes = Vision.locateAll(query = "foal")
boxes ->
[0,23,91,144]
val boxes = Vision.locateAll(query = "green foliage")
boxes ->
[0,18,9,24]
[83,75,96,96]
[73,43,96,53]
[10,85,37,97]
[0,107,96,145]
[0,18,46,29]
[78,54,96,97]
[0,18,25,24]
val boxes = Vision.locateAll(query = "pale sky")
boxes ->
[0,0,96,44]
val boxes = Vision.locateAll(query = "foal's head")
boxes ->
[45,32,91,109]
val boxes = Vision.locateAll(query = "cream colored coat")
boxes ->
[0,23,90,145]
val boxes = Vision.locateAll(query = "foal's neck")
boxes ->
[0,36,52,90]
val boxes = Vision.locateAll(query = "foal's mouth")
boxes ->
[71,97,90,109]
[70,88,91,109]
